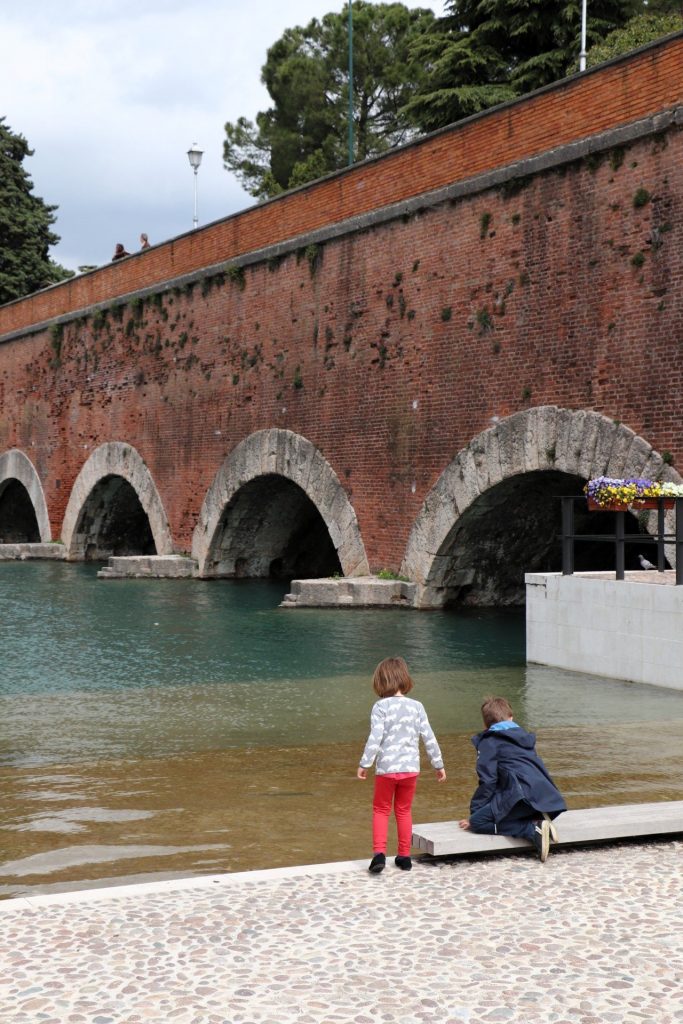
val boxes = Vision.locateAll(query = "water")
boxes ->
[1,562,682,898]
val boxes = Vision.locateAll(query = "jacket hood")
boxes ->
[472,726,537,750]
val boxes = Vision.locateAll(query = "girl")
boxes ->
[357,656,446,873]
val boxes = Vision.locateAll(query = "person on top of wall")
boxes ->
[112,243,131,260]
[140,233,150,249]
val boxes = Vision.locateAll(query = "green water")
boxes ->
[1,561,682,898]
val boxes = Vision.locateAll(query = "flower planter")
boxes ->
[631,498,675,510]
[587,497,674,511]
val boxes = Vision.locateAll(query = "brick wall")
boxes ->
[1,36,683,569]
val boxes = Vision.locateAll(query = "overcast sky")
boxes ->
[2,1,445,272]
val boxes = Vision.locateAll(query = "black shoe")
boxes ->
[531,819,550,862]
[368,853,386,874]
[394,855,412,871]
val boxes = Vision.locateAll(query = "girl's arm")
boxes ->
[359,702,386,769]
[418,706,444,770]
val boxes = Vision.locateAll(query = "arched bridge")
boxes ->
[1,34,682,606]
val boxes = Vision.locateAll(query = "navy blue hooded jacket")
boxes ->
[470,725,566,822]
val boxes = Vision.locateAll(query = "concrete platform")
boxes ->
[526,571,683,689]
[412,800,683,856]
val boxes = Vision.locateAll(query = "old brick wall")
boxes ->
[1,36,682,570]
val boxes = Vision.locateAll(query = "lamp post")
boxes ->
[187,143,203,229]
[579,0,587,71]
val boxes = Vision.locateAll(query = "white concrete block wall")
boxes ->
[526,572,683,690]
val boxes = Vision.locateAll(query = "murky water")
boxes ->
[2,562,683,898]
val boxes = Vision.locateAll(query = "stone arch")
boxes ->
[61,442,173,559]
[0,449,51,543]
[193,429,369,578]
[402,406,682,606]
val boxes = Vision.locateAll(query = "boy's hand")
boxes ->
[458,819,471,830]
[435,768,446,782]
[357,767,367,780]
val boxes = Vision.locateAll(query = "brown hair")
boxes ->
[372,656,414,697]
[481,695,513,728]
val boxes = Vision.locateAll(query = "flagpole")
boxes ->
[348,0,354,165]
[579,0,587,71]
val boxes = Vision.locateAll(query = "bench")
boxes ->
[412,801,683,857]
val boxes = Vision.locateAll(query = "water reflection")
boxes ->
[1,562,682,898]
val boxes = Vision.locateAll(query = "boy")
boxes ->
[458,696,566,861]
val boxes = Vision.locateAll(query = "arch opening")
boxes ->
[0,480,41,543]
[71,475,157,560]
[430,469,663,607]
[205,474,342,580]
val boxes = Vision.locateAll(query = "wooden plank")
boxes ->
[412,801,683,857]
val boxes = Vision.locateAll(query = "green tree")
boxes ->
[223,2,435,199]
[405,0,642,133]
[587,8,682,67]
[0,118,72,305]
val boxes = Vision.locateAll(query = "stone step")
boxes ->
[412,801,683,857]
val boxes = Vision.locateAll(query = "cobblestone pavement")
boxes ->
[1,840,682,1024]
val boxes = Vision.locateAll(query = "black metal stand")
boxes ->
[560,496,683,584]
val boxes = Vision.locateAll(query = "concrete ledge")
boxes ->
[412,801,683,857]
[281,576,417,608]
[0,543,66,560]
[97,555,198,579]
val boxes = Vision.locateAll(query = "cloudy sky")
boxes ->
[2,0,445,272]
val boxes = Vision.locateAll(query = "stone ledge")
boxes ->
[281,577,417,608]
[413,801,683,857]
[97,555,198,579]
[0,543,66,560]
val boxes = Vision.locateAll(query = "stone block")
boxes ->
[280,577,417,609]
[0,543,66,560]
[97,555,197,579]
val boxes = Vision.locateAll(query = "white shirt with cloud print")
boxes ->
[360,695,444,775]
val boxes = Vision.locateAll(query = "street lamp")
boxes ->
[187,143,203,229]
[348,1,354,166]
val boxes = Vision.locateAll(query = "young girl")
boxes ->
[357,656,446,873]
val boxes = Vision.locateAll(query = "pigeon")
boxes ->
[638,554,656,570]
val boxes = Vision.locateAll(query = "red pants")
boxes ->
[372,773,418,856]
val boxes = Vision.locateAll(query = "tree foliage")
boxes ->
[223,2,435,199]
[0,118,72,305]
[587,8,682,67]
[405,0,645,132]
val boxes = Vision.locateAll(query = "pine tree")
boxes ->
[405,0,642,133]
[0,118,72,305]
[587,7,682,67]
[223,2,435,199]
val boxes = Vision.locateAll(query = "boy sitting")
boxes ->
[459,696,566,861]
